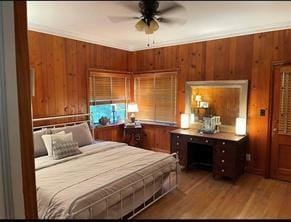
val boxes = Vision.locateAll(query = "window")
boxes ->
[88,70,130,125]
[279,71,291,134]
[134,71,177,124]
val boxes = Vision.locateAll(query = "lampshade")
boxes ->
[149,19,159,32]
[145,24,154,34]
[235,117,246,135]
[181,113,190,129]
[135,19,145,31]
[127,103,139,113]
[195,95,202,102]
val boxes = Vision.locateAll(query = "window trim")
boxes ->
[87,68,132,103]
[87,69,132,127]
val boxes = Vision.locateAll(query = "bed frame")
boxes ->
[33,114,179,219]
[33,113,94,136]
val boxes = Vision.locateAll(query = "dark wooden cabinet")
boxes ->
[170,129,248,182]
[124,126,143,147]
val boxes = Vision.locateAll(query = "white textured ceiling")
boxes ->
[27,1,291,51]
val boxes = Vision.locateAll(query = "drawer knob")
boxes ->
[221,169,225,173]
[190,137,193,141]
[205,139,209,143]
[177,135,180,139]
[222,142,226,145]
[222,150,225,153]
[176,142,180,146]
[221,159,225,163]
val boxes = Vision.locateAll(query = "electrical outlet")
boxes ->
[260,109,266,116]
[246,153,251,162]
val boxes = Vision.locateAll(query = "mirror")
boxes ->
[185,80,248,133]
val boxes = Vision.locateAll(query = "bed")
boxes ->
[33,114,178,219]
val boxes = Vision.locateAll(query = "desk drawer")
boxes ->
[216,140,236,147]
[171,134,185,153]
[214,158,235,168]
[187,136,214,146]
[214,165,235,178]
[214,145,236,157]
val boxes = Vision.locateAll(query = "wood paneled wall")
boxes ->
[141,124,177,153]
[94,124,124,142]
[29,29,291,176]
[28,31,128,118]
[129,29,291,176]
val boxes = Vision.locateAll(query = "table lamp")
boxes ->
[181,113,190,129]
[235,117,246,135]
[195,95,202,107]
[127,103,139,123]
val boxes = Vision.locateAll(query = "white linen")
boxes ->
[41,131,68,156]
[35,141,176,219]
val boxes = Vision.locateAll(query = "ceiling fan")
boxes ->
[108,0,186,34]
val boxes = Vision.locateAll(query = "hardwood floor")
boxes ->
[136,170,291,219]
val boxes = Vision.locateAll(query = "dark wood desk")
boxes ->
[170,129,248,182]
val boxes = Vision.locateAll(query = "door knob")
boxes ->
[273,128,277,132]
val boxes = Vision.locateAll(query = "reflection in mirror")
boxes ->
[192,87,240,126]
[185,80,248,133]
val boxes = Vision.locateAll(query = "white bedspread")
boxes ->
[35,141,176,219]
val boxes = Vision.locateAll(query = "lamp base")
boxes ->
[130,113,136,123]
[130,116,136,123]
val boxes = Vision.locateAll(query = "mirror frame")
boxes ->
[185,80,248,131]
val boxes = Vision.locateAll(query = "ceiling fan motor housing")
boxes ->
[139,0,159,24]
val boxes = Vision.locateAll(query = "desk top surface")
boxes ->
[171,129,247,142]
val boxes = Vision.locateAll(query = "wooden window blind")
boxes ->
[135,76,155,121]
[134,72,177,123]
[88,71,130,104]
[279,71,291,134]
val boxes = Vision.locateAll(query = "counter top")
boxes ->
[170,129,247,142]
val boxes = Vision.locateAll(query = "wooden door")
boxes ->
[271,65,291,182]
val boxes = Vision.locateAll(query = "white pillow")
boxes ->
[33,128,51,157]
[42,131,73,156]
[51,123,93,147]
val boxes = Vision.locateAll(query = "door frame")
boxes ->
[266,60,291,178]
[0,2,15,218]
[13,1,38,218]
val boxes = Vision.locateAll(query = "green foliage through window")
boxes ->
[90,103,126,126]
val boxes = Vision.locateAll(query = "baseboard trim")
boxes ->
[246,166,264,176]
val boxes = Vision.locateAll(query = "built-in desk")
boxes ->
[170,129,248,182]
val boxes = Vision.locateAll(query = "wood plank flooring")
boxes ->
[136,170,291,219]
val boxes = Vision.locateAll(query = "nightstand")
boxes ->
[124,125,143,147]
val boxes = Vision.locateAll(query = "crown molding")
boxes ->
[28,20,291,52]
[132,21,291,51]
[28,22,131,51]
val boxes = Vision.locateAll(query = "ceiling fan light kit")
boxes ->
[109,0,185,46]
[135,19,146,31]
[135,18,159,34]
[150,19,159,31]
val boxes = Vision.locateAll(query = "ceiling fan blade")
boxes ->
[117,1,140,13]
[157,17,187,25]
[108,16,140,23]
[157,2,185,15]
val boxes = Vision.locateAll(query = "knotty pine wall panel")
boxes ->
[129,29,291,176]
[29,29,291,176]
[28,31,128,119]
